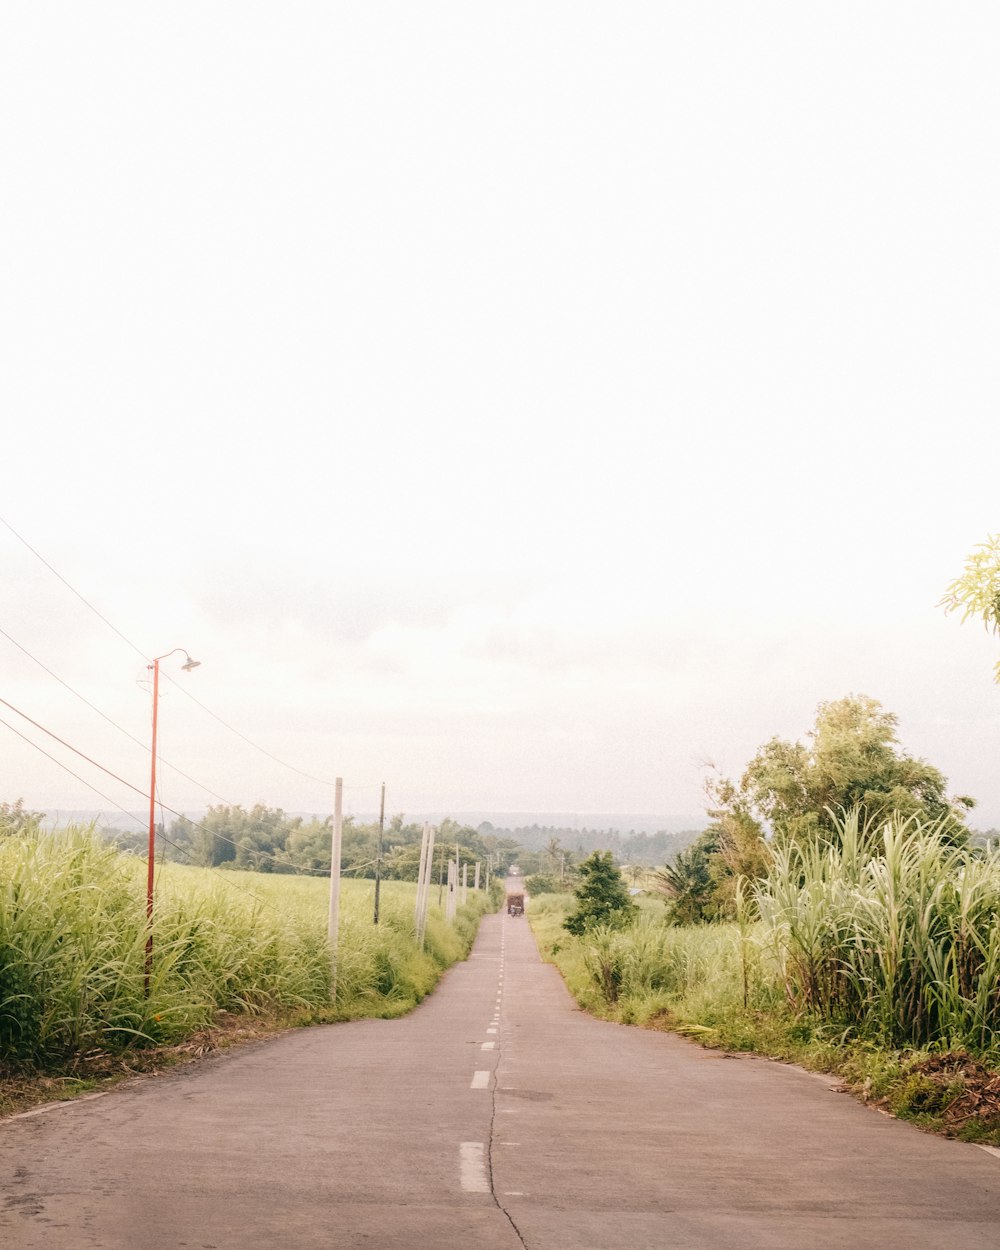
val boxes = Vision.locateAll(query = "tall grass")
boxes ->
[532,813,1000,1057]
[757,812,1000,1050]
[529,896,749,1025]
[0,826,493,1071]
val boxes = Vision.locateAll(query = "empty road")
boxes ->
[4,908,1000,1249]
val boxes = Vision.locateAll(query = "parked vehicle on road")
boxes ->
[507,892,524,916]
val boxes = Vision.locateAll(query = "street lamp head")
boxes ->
[180,654,201,671]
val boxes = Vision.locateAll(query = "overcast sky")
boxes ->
[3,4,999,829]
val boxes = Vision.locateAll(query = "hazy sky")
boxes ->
[3,4,999,828]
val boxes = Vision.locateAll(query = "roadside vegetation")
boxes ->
[0,822,498,1111]
[530,693,1000,1144]
[103,806,517,883]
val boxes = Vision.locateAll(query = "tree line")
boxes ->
[656,693,987,924]
[104,808,521,882]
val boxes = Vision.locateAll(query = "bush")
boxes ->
[563,851,637,936]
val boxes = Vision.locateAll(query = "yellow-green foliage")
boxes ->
[531,903,749,1025]
[533,813,1000,1058]
[0,827,493,1071]
[757,812,1000,1050]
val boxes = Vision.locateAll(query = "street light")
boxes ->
[145,648,200,992]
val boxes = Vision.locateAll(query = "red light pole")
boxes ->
[145,648,200,993]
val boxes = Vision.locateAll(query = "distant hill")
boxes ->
[41,808,709,835]
[421,812,709,836]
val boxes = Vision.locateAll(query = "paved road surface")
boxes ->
[4,908,1000,1249]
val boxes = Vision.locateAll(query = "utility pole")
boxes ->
[474,862,480,892]
[373,781,385,924]
[417,823,435,949]
[446,859,457,923]
[328,778,343,998]
[414,821,430,934]
[461,861,468,906]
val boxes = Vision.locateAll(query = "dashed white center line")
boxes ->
[487,1027,497,1034]
[460,1142,490,1193]
[471,1070,490,1089]
[481,1041,496,1050]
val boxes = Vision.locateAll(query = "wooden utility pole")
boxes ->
[328,777,343,997]
[373,781,385,924]
[446,859,457,923]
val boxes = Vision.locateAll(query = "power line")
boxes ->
[0,623,234,806]
[0,514,150,663]
[0,714,147,828]
[0,693,330,878]
[0,694,148,798]
[0,711,314,923]
[165,679,335,787]
[1,512,339,789]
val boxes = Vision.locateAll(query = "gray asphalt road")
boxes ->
[3,908,1000,1249]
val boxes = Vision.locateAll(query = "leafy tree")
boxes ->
[563,851,637,936]
[524,873,560,895]
[284,816,334,872]
[941,533,1000,681]
[652,833,723,924]
[714,695,972,848]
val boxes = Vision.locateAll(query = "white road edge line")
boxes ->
[471,1070,490,1089]
[5,1092,109,1123]
[976,1144,1000,1161]
[460,1141,490,1193]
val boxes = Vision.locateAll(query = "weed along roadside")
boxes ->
[0,825,502,1117]
[528,822,1000,1147]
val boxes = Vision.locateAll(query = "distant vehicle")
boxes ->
[509,865,520,875]
[507,892,524,916]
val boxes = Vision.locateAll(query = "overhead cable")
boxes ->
[0,694,329,877]
[1,512,337,789]
[0,624,233,806]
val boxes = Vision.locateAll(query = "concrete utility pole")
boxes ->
[417,824,435,949]
[461,862,468,906]
[414,821,431,935]
[328,778,344,997]
[474,862,480,892]
[373,781,385,925]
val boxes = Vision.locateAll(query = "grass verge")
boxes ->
[528,895,1000,1146]
[1,827,500,1115]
